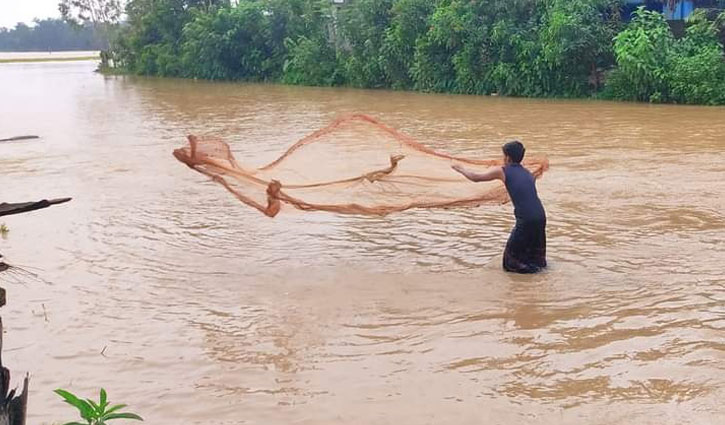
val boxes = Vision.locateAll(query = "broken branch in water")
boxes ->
[0,136,39,142]
[0,198,72,217]
[0,253,46,286]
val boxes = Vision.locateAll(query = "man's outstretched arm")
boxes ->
[452,165,505,183]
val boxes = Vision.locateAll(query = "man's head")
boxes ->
[502,140,525,164]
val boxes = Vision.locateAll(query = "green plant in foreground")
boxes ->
[55,388,143,425]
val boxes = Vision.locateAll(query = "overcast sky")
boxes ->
[0,0,62,29]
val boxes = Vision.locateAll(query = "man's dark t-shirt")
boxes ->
[502,164,547,273]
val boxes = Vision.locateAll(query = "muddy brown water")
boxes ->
[0,60,723,425]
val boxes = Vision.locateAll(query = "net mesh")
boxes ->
[173,114,549,217]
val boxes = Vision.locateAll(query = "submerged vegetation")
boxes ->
[98,1,725,104]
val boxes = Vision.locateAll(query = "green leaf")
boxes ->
[103,404,127,416]
[87,398,101,413]
[102,412,144,421]
[77,400,95,420]
[55,389,83,407]
[55,389,95,420]
[61,422,89,425]
[100,388,108,409]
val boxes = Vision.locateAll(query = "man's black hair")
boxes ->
[502,141,525,163]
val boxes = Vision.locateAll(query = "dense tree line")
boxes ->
[0,19,103,51]
[108,0,725,105]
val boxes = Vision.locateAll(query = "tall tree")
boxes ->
[58,0,124,49]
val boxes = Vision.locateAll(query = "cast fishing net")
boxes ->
[173,114,548,217]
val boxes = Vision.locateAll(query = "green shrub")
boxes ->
[55,388,143,425]
[337,0,394,88]
[381,0,435,90]
[605,8,725,105]
[180,4,283,80]
[608,7,673,102]
[283,36,340,86]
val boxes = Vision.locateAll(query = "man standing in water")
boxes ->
[452,141,547,273]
